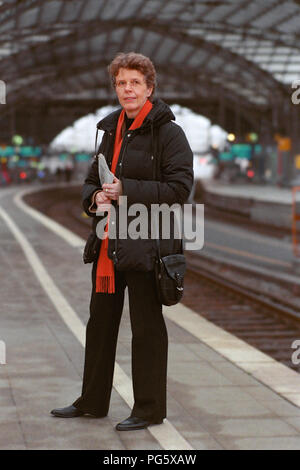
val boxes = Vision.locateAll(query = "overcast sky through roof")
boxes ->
[50,105,227,154]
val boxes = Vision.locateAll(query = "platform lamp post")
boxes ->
[291,102,300,183]
[246,132,260,182]
[291,184,300,273]
[274,131,292,188]
[218,86,225,130]
[259,117,273,184]
[234,99,241,140]
[271,99,284,187]
[290,87,300,271]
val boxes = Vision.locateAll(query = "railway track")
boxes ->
[184,256,300,371]
[24,185,300,372]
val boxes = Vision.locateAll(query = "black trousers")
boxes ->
[73,263,168,421]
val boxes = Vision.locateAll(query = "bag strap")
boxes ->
[152,125,183,259]
[151,125,162,261]
[94,128,99,158]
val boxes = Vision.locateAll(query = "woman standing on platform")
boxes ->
[51,52,193,431]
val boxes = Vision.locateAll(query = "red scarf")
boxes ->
[96,99,153,293]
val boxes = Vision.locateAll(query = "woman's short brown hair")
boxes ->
[108,52,156,100]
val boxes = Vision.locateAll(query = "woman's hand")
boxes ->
[95,191,111,212]
[102,176,123,201]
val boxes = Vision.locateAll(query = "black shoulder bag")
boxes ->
[154,237,186,306]
[153,129,186,306]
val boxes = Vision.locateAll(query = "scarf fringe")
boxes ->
[96,275,115,294]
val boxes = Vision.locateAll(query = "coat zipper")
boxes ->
[112,132,131,265]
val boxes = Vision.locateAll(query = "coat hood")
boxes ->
[96,98,175,133]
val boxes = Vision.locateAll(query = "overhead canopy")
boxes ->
[0,0,299,144]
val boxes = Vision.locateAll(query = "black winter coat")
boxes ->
[82,98,193,271]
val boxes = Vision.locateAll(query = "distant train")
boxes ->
[0,145,93,185]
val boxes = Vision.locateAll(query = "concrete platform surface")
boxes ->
[202,180,295,204]
[202,179,298,230]
[1,185,300,450]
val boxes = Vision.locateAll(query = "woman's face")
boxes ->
[115,68,153,118]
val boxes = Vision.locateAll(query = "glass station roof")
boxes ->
[0,0,299,141]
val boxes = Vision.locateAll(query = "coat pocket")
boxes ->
[114,238,156,271]
[83,232,101,264]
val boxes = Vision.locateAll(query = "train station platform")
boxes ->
[202,180,297,230]
[2,185,300,450]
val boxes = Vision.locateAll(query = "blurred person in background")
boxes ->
[51,52,193,431]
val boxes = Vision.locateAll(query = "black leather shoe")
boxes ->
[116,416,163,431]
[50,405,84,418]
